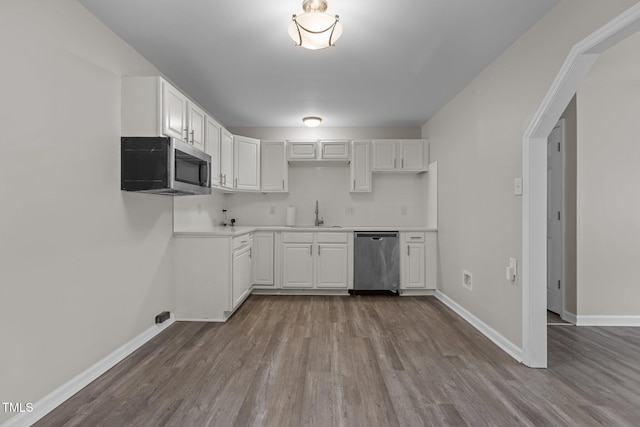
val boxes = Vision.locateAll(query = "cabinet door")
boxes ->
[320,140,349,159]
[187,103,206,151]
[400,140,425,171]
[232,245,252,308]
[316,244,348,288]
[372,140,398,170]
[233,135,260,191]
[282,244,314,288]
[261,141,288,192]
[288,141,317,159]
[220,128,234,189]
[206,117,221,187]
[161,81,187,141]
[405,243,426,288]
[350,140,371,192]
[253,233,274,286]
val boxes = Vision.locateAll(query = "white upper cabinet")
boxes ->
[350,140,372,193]
[186,102,206,151]
[319,140,350,159]
[205,116,222,188]
[288,140,317,159]
[220,128,234,189]
[372,139,429,172]
[261,140,288,192]
[161,80,188,141]
[122,76,218,152]
[287,140,350,163]
[233,135,261,191]
[372,140,398,170]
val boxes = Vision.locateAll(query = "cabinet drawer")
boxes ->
[405,232,425,242]
[233,234,253,249]
[316,232,348,243]
[282,232,314,243]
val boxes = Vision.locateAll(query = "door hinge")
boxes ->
[557,142,561,152]
[557,280,561,289]
[557,211,561,221]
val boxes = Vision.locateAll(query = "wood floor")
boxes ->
[37,296,640,426]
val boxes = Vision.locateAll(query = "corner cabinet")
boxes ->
[261,140,288,192]
[173,233,254,322]
[350,140,372,192]
[372,139,429,172]
[233,135,260,191]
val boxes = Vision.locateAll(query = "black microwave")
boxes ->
[121,136,211,196]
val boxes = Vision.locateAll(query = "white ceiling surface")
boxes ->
[80,0,559,128]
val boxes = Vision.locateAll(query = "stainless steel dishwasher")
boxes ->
[353,231,400,293]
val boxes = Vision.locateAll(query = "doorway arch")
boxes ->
[522,3,640,368]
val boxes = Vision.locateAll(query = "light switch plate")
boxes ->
[514,178,523,196]
[345,207,354,216]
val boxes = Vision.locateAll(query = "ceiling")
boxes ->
[80,0,559,128]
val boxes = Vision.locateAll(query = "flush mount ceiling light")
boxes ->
[303,116,322,127]
[288,0,342,50]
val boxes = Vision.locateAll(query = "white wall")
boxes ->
[0,1,174,422]
[576,30,640,316]
[421,0,637,347]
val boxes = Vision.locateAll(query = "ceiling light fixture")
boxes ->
[303,116,322,127]
[289,0,342,50]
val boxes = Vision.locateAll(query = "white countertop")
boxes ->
[174,225,437,237]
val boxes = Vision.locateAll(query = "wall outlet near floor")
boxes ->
[462,270,473,290]
[506,258,518,282]
[345,207,354,216]
[401,205,408,215]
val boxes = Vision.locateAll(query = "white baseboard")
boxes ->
[251,289,350,296]
[175,317,226,322]
[1,314,175,427]
[576,315,640,327]
[562,310,577,324]
[399,289,436,296]
[435,291,523,363]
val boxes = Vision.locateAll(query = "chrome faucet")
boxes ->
[314,200,324,227]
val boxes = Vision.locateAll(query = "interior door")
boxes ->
[547,122,564,315]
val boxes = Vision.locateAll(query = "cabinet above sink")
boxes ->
[287,139,350,165]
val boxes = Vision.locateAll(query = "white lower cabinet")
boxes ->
[400,231,437,290]
[282,232,351,289]
[173,233,253,322]
[232,236,253,307]
[253,232,275,286]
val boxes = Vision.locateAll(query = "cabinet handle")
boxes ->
[394,158,396,168]
[402,158,404,168]
[407,245,410,256]
[249,248,252,258]
[353,179,356,190]
[318,245,321,256]
[234,178,238,188]
[410,236,421,240]
[309,245,313,256]
[219,173,223,184]
[190,130,195,143]
[282,179,285,190]
[184,128,189,141]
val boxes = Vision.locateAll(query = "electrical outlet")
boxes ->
[345,207,354,216]
[401,205,408,215]
[462,270,473,290]
[514,178,523,196]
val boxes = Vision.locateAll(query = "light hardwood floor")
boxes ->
[36,296,640,426]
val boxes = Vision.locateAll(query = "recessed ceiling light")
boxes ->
[302,116,322,127]
[289,0,342,50]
